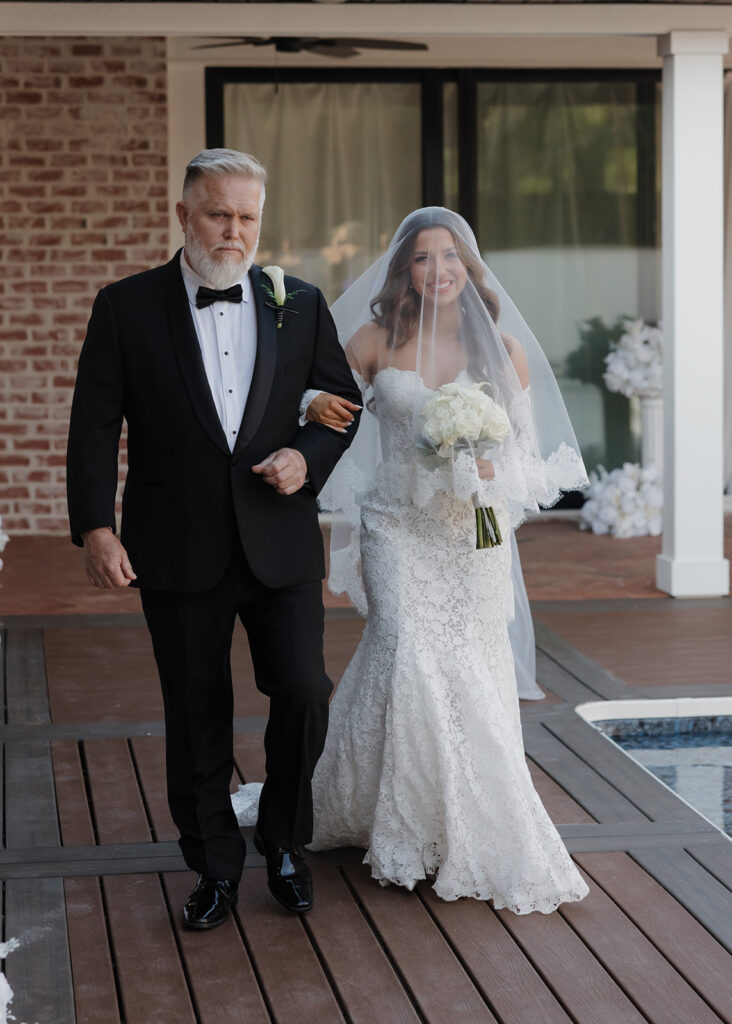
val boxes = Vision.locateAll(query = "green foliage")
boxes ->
[565,315,627,388]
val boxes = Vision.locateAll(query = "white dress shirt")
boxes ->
[180,251,257,452]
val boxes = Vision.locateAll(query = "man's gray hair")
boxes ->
[183,148,268,194]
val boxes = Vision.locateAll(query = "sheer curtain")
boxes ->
[224,80,422,304]
[475,80,659,475]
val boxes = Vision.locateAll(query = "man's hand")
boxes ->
[251,448,308,495]
[81,527,137,589]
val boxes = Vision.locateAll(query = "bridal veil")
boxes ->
[319,207,587,700]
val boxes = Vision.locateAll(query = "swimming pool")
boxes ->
[576,698,732,839]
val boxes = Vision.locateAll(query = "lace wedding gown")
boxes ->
[309,367,589,912]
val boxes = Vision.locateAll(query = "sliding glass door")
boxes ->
[208,67,660,477]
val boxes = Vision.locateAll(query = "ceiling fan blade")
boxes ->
[326,38,429,52]
[306,43,361,59]
[191,37,271,51]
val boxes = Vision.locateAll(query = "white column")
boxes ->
[656,31,730,597]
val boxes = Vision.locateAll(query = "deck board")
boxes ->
[306,852,422,1024]
[534,648,600,704]
[419,884,573,1024]
[6,627,50,724]
[559,868,723,1024]
[237,868,346,1024]
[164,872,272,1024]
[344,861,498,1023]
[534,605,732,690]
[522,720,649,823]
[4,876,76,1024]
[628,845,732,952]
[685,840,732,891]
[576,851,732,1024]
[5,739,59,848]
[497,894,648,1024]
[85,736,152,845]
[130,735,178,842]
[2,604,732,1024]
[534,621,634,699]
[64,875,122,1024]
[103,872,197,1024]
[526,758,596,825]
[52,738,96,847]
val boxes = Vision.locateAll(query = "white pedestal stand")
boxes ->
[639,394,664,471]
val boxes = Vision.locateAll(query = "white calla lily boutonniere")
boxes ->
[261,265,305,328]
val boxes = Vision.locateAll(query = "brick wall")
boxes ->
[0,36,168,535]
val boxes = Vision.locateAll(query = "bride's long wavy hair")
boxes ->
[369,209,500,378]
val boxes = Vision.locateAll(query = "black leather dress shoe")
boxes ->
[182,875,238,930]
[253,831,313,913]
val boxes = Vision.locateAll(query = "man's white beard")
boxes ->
[185,232,257,289]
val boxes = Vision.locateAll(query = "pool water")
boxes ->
[593,716,732,838]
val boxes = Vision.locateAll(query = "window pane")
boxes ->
[224,80,422,303]
[476,80,659,473]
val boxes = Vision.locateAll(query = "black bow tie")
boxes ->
[195,284,243,309]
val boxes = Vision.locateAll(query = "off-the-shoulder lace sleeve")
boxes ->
[475,387,587,530]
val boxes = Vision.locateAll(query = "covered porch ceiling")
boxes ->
[4,3,732,69]
[3,2,732,39]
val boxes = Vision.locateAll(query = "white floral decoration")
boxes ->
[580,462,663,539]
[0,515,8,573]
[603,319,663,399]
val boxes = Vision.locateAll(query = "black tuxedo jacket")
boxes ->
[66,252,361,592]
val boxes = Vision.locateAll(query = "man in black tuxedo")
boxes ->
[67,149,361,927]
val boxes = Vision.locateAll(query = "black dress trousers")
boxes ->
[140,536,332,882]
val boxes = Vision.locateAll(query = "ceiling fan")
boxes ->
[193,37,428,59]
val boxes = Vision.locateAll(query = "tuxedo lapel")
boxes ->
[164,252,230,456]
[235,265,277,452]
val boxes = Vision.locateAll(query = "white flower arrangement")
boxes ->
[0,515,8,572]
[580,462,663,538]
[420,381,510,458]
[603,319,663,399]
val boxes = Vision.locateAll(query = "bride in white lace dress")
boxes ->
[298,209,589,912]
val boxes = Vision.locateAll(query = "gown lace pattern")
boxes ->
[310,367,589,911]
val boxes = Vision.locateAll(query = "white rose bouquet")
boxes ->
[419,381,511,548]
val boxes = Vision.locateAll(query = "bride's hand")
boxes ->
[306,392,361,432]
[476,458,495,481]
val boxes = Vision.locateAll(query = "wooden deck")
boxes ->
[2,596,732,1023]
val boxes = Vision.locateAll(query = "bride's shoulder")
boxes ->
[500,332,530,388]
[346,322,388,378]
